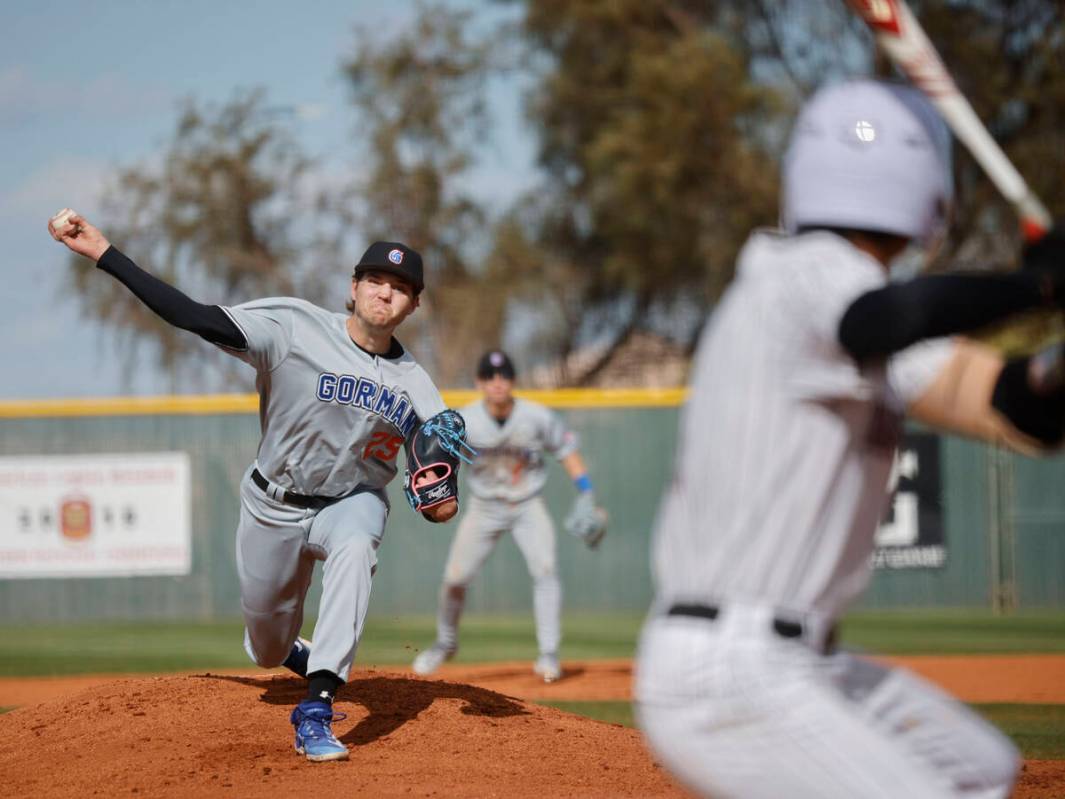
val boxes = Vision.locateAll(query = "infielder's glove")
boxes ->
[564,492,607,549]
[403,409,477,520]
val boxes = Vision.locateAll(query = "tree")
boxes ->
[500,0,785,381]
[340,3,507,386]
[66,89,344,391]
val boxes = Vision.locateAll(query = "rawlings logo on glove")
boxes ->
[403,409,477,520]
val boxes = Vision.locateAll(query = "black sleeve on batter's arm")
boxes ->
[991,356,1065,447]
[96,246,247,349]
[838,271,1047,361]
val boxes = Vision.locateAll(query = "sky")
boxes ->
[2,0,534,399]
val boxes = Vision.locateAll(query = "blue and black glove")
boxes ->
[403,409,477,521]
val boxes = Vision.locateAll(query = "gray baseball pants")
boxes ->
[235,464,388,681]
[435,494,561,656]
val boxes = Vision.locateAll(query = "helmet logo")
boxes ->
[388,248,404,264]
[854,120,877,143]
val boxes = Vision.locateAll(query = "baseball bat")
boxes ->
[845,0,1052,242]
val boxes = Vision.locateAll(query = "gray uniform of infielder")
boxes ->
[635,81,1028,798]
[414,396,578,677]
[222,297,445,680]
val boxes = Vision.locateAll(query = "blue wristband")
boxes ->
[573,474,593,493]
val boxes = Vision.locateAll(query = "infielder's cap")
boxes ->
[354,241,424,293]
[476,350,516,380]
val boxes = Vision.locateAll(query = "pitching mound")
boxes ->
[0,670,683,798]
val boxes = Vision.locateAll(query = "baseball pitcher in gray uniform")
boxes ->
[49,211,467,763]
[412,350,607,682]
[636,80,1065,798]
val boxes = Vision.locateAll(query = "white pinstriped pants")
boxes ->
[635,610,1019,799]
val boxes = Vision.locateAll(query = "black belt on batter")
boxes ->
[251,468,333,510]
[666,603,835,652]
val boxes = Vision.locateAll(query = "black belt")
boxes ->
[251,468,333,510]
[667,603,835,651]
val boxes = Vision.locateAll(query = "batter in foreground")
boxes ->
[48,213,471,762]
[636,79,1065,798]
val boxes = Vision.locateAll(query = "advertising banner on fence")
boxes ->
[0,453,191,578]
[873,432,945,569]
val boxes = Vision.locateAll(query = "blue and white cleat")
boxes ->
[282,637,311,678]
[290,700,349,762]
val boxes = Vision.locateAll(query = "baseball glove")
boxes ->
[564,492,607,549]
[403,409,477,520]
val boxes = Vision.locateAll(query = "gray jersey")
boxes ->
[460,398,578,503]
[221,297,445,497]
[651,230,953,619]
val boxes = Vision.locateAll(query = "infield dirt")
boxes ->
[0,656,1062,798]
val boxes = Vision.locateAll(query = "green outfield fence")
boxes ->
[0,389,1063,622]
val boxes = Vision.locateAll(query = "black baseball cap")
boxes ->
[353,241,424,294]
[476,350,516,380]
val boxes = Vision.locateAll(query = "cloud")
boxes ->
[0,155,111,219]
[0,66,171,127]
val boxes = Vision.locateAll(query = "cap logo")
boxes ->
[854,120,877,143]
[490,352,505,367]
[388,248,404,264]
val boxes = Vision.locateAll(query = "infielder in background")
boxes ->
[636,79,1065,798]
[48,211,471,763]
[412,350,607,682]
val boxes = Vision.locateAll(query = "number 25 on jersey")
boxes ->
[363,432,404,461]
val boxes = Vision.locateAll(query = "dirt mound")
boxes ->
[1018,762,1065,799]
[0,670,684,798]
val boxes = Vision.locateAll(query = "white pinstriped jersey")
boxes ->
[460,398,578,503]
[651,230,953,619]
[221,297,445,497]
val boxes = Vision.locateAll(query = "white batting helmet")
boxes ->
[781,79,952,248]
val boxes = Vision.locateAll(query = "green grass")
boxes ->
[973,704,1065,759]
[539,701,1065,760]
[0,613,648,677]
[840,609,1065,654]
[541,700,636,728]
[0,610,1062,677]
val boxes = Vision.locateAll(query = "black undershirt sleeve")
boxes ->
[991,357,1065,447]
[96,246,247,350]
[838,271,1047,361]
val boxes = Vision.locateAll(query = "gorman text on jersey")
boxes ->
[315,372,419,436]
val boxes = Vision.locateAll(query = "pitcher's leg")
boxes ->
[305,490,388,681]
[236,471,315,668]
[511,498,561,657]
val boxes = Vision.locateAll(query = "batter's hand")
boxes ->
[47,208,110,262]
[415,470,458,522]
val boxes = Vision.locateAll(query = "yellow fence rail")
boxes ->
[0,388,690,419]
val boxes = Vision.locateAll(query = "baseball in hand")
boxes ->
[48,208,79,240]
